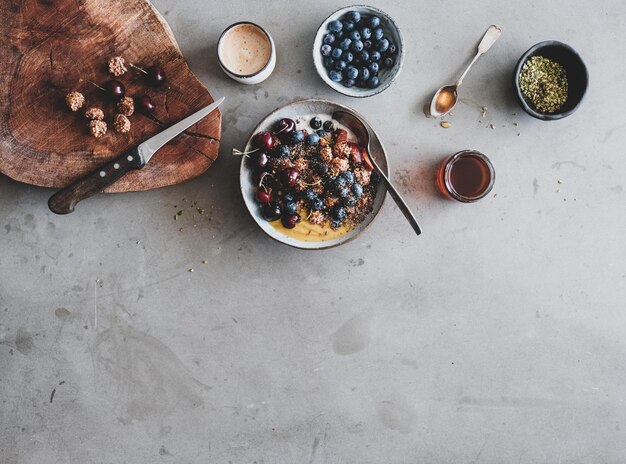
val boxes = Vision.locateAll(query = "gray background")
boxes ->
[2,1,626,462]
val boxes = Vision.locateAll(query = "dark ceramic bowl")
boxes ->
[513,41,588,120]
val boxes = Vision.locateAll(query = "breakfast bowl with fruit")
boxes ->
[313,5,404,98]
[239,99,388,249]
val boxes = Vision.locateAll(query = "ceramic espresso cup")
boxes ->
[217,22,276,85]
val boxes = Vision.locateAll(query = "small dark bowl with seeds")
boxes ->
[513,40,588,121]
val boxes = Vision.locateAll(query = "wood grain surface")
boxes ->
[0,0,221,192]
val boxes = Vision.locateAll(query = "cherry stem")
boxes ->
[129,63,148,75]
[258,171,273,188]
[231,147,258,157]
[83,79,105,92]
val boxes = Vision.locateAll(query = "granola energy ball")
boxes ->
[113,114,131,133]
[65,91,85,111]
[84,107,104,120]
[89,119,107,138]
[108,56,128,77]
[116,96,134,116]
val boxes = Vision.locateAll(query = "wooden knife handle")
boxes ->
[48,147,145,214]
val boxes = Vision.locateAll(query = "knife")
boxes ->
[48,96,225,214]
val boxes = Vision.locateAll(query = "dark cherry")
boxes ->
[104,80,125,101]
[252,131,274,151]
[280,168,301,188]
[135,95,156,114]
[273,118,296,136]
[261,203,281,221]
[281,213,300,229]
[146,65,167,87]
[255,187,273,204]
[254,151,269,169]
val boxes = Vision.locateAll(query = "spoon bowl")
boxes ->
[430,85,458,117]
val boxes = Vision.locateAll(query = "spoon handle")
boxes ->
[478,25,502,54]
[369,156,422,236]
[456,25,502,87]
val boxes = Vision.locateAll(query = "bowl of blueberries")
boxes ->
[313,5,404,97]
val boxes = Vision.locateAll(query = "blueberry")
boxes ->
[373,27,384,41]
[323,33,336,45]
[310,117,322,130]
[383,56,394,68]
[359,67,370,81]
[376,38,390,52]
[309,197,323,211]
[334,176,348,191]
[303,189,317,201]
[283,191,296,202]
[328,20,342,33]
[290,130,305,144]
[323,120,335,132]
[369,15,381,28]
[344,66,358,80]
[388,43,398,55]
[320,44,332,57]
[369,76,380,88]
[332,206,347,220]
[360,27,372,40]
[337,186,350,200]
[343,171,355,184]
[323,57,335,68]
[283,201,297,215]
[306,133,320,146]
[342,21,355,32]
[335,60,347,71]
[328,69,342,82]
[343,78,356,88]
[261,203,281,221]
[352,182,363,197]
[346,11,361,24]
[339,38,352,50]
[331,47,343,59]
[349,30,361,41]
[370,51,381,62]
[343,51,354,63]
[331,219,343,228]
[276,145,290,158]
[359,50,370,62]
[351,40,364,52]
[368,62,379,74]
[316,129,326,137]
[363,39,372,50]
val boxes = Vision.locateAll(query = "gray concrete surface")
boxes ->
[2,1,626,462]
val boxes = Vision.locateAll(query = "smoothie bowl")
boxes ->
[239,99,388,249]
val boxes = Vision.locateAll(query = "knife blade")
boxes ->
[48,97,225,215]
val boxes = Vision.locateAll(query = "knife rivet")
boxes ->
[113,163,120,169]
[99,171,106,177]
[127,155,133,161]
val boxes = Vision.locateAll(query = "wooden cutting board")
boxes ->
[0,0,221,192]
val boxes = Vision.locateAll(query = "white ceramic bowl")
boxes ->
[313,5,404,98]
[217,22,276,85]
[240,99,388,250]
